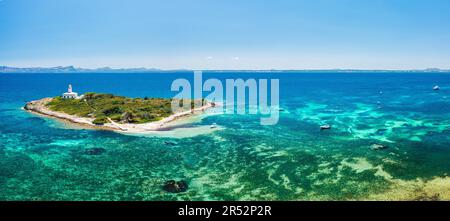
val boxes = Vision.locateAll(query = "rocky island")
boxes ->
[24,86,213,133]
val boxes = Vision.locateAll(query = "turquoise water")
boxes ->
[1,72,450,200]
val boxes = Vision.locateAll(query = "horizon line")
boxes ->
[1,65,449,73]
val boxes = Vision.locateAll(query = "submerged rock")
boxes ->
[376,129,388,135]
[370,144,388,151]
[84,147,106,155]
[164,141,178,146]
[162,180,188,193]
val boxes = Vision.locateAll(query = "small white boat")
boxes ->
[210,123,217,129]
[433,85,440,90]
[272,107,285,112]
[320,125,331,130]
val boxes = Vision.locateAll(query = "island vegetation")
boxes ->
[45,93,204,125]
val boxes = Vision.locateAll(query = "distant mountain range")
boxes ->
[0,66,449,73]
[0,66,165,73]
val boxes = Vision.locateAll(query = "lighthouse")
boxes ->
[62,84,79,99]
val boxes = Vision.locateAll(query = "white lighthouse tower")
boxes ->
[62,84,79,99]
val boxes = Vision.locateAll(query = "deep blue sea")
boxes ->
[1,72,450,200]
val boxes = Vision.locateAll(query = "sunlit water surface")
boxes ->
[1,72,449,200]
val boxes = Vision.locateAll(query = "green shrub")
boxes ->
[92,116,109,125]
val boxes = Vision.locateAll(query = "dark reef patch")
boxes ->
[84,147,106,155]
[162,180,189,193]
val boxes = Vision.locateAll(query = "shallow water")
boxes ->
[1,72,449,200]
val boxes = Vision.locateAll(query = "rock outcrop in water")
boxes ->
[162,180,188,193]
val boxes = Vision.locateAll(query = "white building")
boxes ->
[62,84,79,99]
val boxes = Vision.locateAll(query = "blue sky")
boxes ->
[1,0,450,69]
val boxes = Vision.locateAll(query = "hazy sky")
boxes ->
[1,0,450,70]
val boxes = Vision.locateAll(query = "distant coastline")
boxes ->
[1,66,450,73]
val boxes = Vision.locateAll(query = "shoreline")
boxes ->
[24,97,216,133]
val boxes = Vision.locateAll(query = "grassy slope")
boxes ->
[46,93,175,124]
